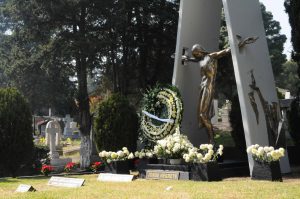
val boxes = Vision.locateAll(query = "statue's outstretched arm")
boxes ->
[182,55,199,63]
[209,48,231,59]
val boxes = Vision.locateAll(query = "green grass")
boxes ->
[1,175,300,199]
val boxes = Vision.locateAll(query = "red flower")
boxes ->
[41,164,54,176]
[90,161,103,172]
[64,162,77,172]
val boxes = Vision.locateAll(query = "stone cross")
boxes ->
[63,114,73,137]
[45,120,62,159]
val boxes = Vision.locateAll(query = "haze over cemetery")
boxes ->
[1,0,300,198]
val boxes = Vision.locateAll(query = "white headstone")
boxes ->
[97,173,134,182]
[45,120,62,159]
[64,114,74,137]
[15,184,36,193]
[48,177,85,188]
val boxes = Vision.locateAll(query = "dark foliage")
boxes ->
[229,95,246,151]
[94,93,139,152]
[0,88,33,177]
[287,96,300,146]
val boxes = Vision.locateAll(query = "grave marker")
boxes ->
[97,173,134,182]
[48,177,85,188]
[15,184,36,193]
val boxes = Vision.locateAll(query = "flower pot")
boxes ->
[190,162,222,181]
[168,159,183,165]
[105,160,133,174]
[252,161,282,181]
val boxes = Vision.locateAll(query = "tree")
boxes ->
[285,0,300,79]
[278,61,300,95]
[0,88,33,177]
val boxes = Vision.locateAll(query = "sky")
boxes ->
[259,0,292,58]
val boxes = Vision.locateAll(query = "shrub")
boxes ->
[0,88,34,177]
[94,93,138,152]
[288,96,300,146]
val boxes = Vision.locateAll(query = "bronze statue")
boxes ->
[182,36,258,144]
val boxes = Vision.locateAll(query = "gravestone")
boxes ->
[45,120,62,148]
[46,120,71,167]
[15,184,36,193]
[63,115,74,137]
[97,173,134,182]
[48,177,85,188]
[172,0,291,174]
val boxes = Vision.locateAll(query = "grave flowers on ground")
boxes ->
[183,144,223,181]
[64,162,78,173]
[41,164,54,176]
[247,144,284,181]
[90,161,104,173]
[153,128,193,165]
[99,147,134,174]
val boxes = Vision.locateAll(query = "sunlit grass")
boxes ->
[1,174,300,199]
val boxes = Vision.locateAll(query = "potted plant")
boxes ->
[153,128,193,165]
[99,147,134,174]
[247,144,284,181]
[183,144,224,181]
[41,164,54,176]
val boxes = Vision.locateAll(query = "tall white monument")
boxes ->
[172,0,290,174]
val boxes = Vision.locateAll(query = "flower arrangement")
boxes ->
[134,149,155,159]
[99,147,134,163]
[183,144,224,163]
[64,162,77,173]
[140,85,183,141]
[90,161,103,173]
[246,144,285,163]
[153,128,193,159]
[41,164,54,176]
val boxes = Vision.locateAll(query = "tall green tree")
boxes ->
[278,61,300,95]
[285,0,300,79]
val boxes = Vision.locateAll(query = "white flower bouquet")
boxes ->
[246,144,285,163]
[99,147,134,164]
[183,144,224,163]
[134,149,155,159]
[153,128,193,159]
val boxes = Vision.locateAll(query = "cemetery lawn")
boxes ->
[1,175,300,199]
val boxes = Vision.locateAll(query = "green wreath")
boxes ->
[140,85,183,141]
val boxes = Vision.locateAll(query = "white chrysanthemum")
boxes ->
[128,153,134,159]
[146,152,153,158]
[117,150,124,158]
[111,152,118,159]
[207,144,213,150]
[219,145,224,150]
[246,146,253,153]
[200,144,207,150]
[279,148,285,156]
